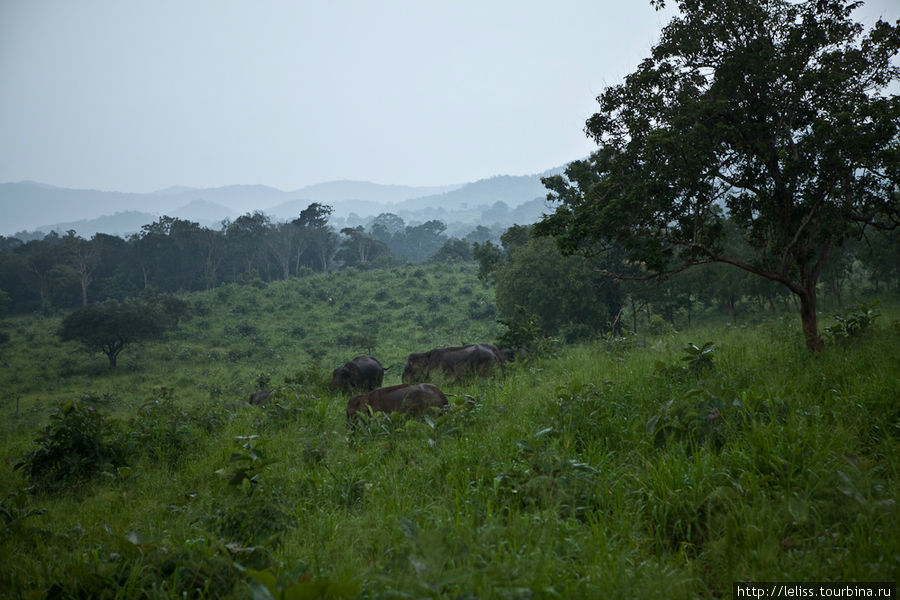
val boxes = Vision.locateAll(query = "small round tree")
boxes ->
[59,301,166,367]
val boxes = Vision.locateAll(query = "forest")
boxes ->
[1,0,898,597]
[0,205,896,345]
[0,204,500,315]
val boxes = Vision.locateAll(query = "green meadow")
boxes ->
[1,263,897,598]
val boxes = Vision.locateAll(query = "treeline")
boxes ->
[0,204,895,336]
[0,203,497,314]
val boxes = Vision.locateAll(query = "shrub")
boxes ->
[681,341,716,373]
[654,341,716,380]
[497,306,541,349]
[646,313,676,337]
[490,426,601,520]
[226,321,260,338]
[336,332,377,354]
[284,361,331,395]
[15,401,127,494]
[825,301,880,341]
[468,299,496,320]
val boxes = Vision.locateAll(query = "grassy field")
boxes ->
[0,263,897,598]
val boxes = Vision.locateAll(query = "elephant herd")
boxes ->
[334,343,511,423]
[247,343,513,423]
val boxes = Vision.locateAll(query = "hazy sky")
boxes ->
[1,1,897,193]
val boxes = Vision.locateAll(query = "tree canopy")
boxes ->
[59,301,168,367]
[535,0,900,351]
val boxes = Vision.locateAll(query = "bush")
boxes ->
[15,401,127,494]
[497,306,543,351]
[645,313,676,337]
[654,341,716,380]
[825,301,880,341]
[208,436,295,556]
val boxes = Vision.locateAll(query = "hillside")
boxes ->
[0,182,174,236]
[0,263,499,406]
[0,264,896,598]
[396,173,557,212]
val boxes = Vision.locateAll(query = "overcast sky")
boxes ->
[1,1,897,194]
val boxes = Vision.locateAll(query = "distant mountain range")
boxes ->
[0,166,566,238]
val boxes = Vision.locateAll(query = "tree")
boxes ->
[465,225,496,245]
[473,240,505,283]
[87,233,130,300]
[535,0,899,351]
[19,234,64,314]
[294,202,333,230]
[430,238,473,263]
[268,221,298,280]
[369,213,406,243]
[292,203,337,273]
[393,220,449,262]
[225,212,272,281]
[478,225,626,340]
[337,227,394,268]
[59,301,167,367]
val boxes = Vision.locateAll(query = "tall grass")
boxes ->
[0,265,896,598]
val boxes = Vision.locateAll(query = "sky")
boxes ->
[1,1,898,194]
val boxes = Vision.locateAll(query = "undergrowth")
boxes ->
[0,268,896,598]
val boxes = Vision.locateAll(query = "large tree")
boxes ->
[535,0,899,351]
[292,203,337,273]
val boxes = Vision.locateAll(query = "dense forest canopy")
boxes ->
[0,206,507,314]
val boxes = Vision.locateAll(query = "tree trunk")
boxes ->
[798,288,824,352]
[630,296,638,334]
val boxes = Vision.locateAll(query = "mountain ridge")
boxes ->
[1,165,569,237]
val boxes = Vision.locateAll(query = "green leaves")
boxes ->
[824,301,880,341]
[217,435,279,497]
[681,341,716,373]
[537,0,900,351]
[59,300,168,367]
[14,401,127,494]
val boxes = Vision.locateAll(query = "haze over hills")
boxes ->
[1,166,567,238]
